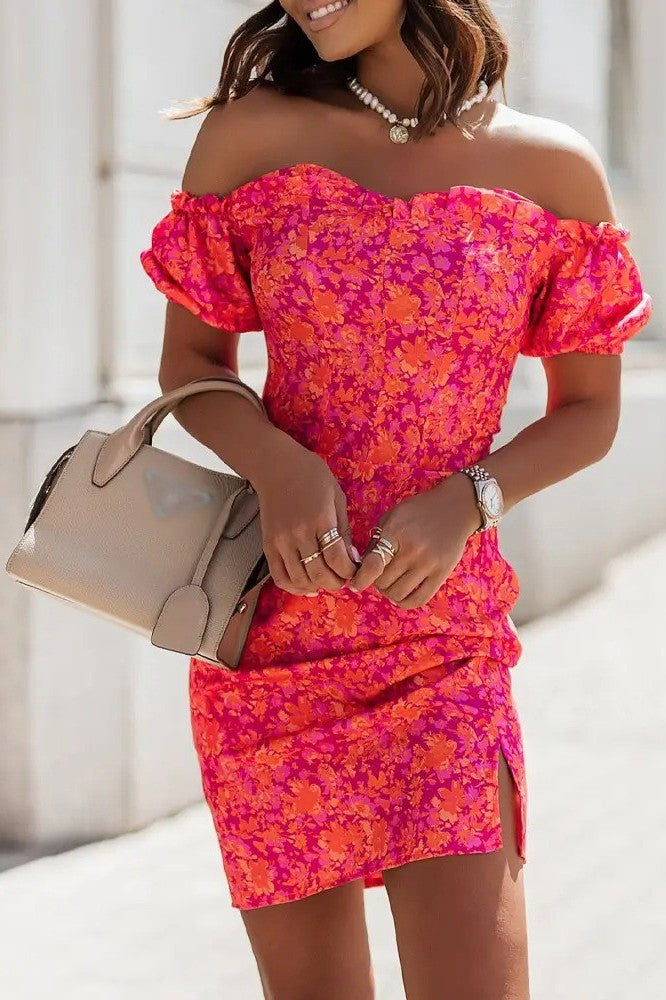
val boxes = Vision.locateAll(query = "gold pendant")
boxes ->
[389,123,410,144]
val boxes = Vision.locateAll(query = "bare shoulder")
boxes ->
[181,84,299,197]
[487,103,617,224]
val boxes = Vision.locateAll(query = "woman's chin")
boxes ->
[313,40,363,62]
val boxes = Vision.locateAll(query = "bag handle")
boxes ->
[92,376,266,487]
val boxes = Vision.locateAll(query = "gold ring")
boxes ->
[318,527,341,547]
[319,536,343,554]
[370,544,391,569]
[370,528,398,559]
[375,541,397,561]
[300,549,323,566]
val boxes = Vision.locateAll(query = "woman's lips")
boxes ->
[304,0,354,33]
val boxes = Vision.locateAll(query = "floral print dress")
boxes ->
[140,162,652,909]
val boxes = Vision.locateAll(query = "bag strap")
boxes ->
[150,482,253,657]
[92,376,266,487]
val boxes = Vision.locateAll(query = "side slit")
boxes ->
[497,741,526,863]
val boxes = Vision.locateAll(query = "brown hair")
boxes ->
[165,0,509,138]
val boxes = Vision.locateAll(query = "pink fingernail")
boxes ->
[351,545,361,562]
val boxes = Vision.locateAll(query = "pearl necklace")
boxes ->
[347,77,489,144]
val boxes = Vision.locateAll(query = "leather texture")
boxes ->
[5,376,271,668]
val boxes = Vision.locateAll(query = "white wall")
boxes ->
[1,0,664,850]
[107,0,268,393]
[0,0,99,417]
[0,0,255,851]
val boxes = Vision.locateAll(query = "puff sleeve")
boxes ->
[520,220,653,357]
[139,189,262,333]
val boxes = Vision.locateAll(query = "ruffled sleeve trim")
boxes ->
[520,216,653,358]
[140,189,263,333]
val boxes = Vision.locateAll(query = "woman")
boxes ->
[140,1,652,996]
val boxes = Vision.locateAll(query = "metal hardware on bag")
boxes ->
[25,445,76,532]
[236,601,248,615]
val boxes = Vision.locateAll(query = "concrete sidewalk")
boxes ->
[1,533,664,999]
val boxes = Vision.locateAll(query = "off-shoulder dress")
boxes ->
[140,162,652,909]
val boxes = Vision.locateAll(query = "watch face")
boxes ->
[481,481,504,518]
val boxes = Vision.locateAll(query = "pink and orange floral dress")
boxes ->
[140,162,652,909]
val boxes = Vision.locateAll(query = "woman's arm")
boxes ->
[156,101,358,594]
[469,123,626,510]
[456,351,621,519]
[351,130,634,606]
[158,299,295,487]
[157,98,294,483]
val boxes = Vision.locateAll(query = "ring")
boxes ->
[300,549,323,566]
[319,536,343,554]
[370,527,398,559]
[373,540,395,562]
[318,527,341,547]
[370,544,391,569]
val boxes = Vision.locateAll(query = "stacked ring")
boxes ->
[369,527,398,568]
[317,527,342,552]
[301,525,343,566]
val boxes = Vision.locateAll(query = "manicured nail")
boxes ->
[351,545,361,562]
[305,591,318,597]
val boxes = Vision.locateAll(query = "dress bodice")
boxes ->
[141,162,651,478]
[140,161,652,671]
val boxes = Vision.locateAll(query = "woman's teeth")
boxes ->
[308,1,350,21]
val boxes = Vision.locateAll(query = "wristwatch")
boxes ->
[459,464,505,534]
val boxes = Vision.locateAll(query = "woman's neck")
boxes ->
[355,33,426,120]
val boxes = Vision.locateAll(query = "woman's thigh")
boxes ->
[382,748,530,1000]
[240,878,375,1000]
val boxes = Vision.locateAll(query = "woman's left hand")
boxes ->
[349,473,483,609]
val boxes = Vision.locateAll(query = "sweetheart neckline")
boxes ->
[174,161,628,236]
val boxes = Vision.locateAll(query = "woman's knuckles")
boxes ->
[324,552,355,579]
[307,565,344,588]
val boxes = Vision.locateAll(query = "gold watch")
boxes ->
[459,464,504,533]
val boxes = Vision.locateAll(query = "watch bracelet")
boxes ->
[459,463,499,533]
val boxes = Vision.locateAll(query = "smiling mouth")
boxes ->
[306,0,354,27]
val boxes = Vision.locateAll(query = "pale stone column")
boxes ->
[493,0,535,112]
[0,1,129,848]
[0,0,209,852]
[0,0,266,854]
[0,0,99,415]
[0,0,98,846]
[530,0,611,155]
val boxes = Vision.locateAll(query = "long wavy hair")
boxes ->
[165,0,509,138]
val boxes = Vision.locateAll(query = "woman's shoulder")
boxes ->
[181,84,303,199]
[486,102,617,226]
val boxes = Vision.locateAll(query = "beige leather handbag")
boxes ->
[5,376,270,668]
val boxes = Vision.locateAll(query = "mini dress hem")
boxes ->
[194,655,528,912]
[228,831,517,910]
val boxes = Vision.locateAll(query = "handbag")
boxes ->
[4,376,271,668]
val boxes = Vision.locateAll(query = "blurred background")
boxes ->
[0,1,664,997]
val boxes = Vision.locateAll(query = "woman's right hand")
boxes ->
[251,434,359,596]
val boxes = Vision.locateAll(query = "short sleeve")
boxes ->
[139,189,262,333]
[520,220,653,358]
